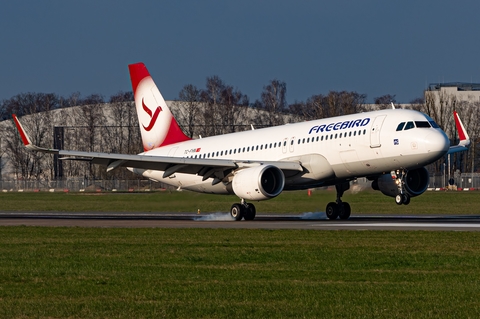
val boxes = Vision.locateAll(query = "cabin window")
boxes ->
[396,122,405,131]
[229,150,232,155]
[284,141,287,146]
[221,151,223,156]
[269,143,272,148]
[363,129,366,135]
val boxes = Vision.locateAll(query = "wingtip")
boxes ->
[453,110,470,147]
[12,114,32,147]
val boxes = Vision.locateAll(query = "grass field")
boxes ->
[0,189,479,215]
[1,227,480,318]
[1,190,480,318]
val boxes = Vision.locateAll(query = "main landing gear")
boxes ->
[326,182,351,220]
[230,199,256,221]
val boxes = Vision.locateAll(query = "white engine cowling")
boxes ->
[232,165,285,201]
[372,167,429,198]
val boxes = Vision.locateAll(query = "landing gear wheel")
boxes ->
[339,202,351,220]
[402,194,410,205]
[326,202,339,220]
[244,204,256,221]
[230,203,243,221]
[395,194,403,205]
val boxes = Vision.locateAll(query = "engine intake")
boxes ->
[232,165,285,201]
[372,167,429,198]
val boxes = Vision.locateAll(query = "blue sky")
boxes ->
[1,1,479,104]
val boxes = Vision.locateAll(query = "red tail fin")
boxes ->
[128,63,191,151]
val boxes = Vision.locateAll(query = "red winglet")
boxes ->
[12,114,31,146]
[453,110,469,146]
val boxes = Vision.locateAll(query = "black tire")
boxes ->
[339,202,351,220]
[230,203,243,221]
[244,204,256,221]
[395,194,403,205]
[326,202,339,220]
[402,194,411,205]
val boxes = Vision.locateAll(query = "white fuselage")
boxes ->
[130,109,450,194]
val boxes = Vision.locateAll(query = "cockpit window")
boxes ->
[404,121,415,130]
[415,121,431,128]
[424,114,440,128]
[396,122,405,131]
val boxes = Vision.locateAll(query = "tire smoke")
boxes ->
[194,212,235,221]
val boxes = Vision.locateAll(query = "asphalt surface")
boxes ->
[1,211,480,231]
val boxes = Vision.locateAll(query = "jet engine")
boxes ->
[372,167,429,198]
[232,165,285,201]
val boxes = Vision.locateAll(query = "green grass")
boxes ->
[0,189,480,215]
[1,227,480,318]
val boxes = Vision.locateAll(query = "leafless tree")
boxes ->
[423,90,455,138]
[199,76,225,137]
[254,79,287,127]
[2,93,58,180]
[373,94,396,110]
[218,85,250,134]
[71,94,106,179]
[172,84,201,138]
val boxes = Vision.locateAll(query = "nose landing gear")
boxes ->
[392,170,411,205]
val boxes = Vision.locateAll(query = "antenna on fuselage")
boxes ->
[391,102,395,109]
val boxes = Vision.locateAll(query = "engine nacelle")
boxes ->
[232,165,285,201]
[372,167,429,198]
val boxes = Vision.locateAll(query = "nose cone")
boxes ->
[424,130,449,156]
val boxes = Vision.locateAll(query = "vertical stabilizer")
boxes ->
[128,63,191,151]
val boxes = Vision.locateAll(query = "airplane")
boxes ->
[13,63,470,221]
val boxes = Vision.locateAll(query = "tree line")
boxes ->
[0,76,478,182]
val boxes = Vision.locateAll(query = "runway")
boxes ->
[1,211,480,231]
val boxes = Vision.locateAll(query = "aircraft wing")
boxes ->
[447,110,470,155]
[12,115,303,180]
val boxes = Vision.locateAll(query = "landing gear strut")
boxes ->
[230,199,256,221]
[392,170,411,205]
[326,182,351,220]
